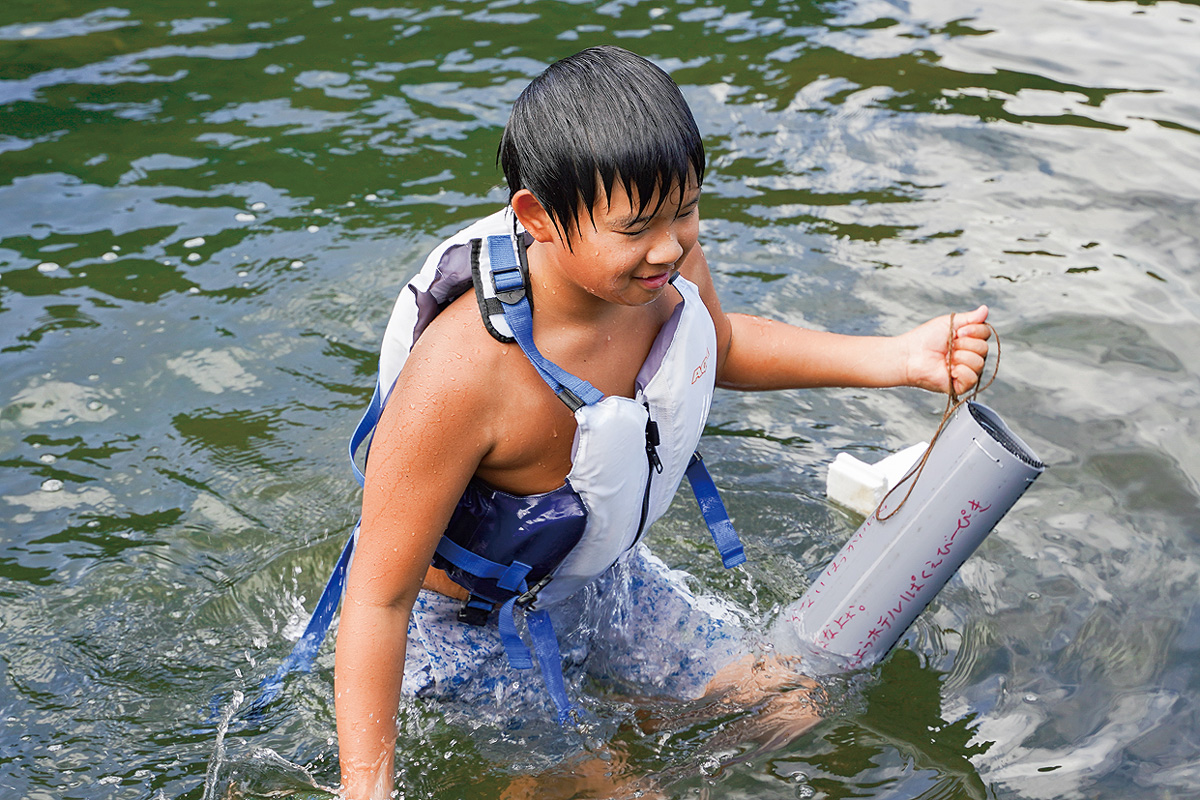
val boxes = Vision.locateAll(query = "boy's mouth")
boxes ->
[634,271,672,290]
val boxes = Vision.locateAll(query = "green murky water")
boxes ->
[3,0,1199,797]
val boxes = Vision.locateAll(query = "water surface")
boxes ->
[2,0,1199,798]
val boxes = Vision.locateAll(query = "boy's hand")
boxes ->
[899,305,991,396]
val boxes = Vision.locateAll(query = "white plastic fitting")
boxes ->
[825,442,929,517]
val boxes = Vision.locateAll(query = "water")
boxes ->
[2,0,1198,797]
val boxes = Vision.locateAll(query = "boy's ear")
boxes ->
[511,189,561,244]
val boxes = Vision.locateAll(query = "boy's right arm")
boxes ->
[334,316,496,800]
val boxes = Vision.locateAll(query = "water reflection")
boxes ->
[2,0,1199,798]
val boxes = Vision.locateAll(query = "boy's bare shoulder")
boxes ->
[384,290,572,487]
[397,290,520,398]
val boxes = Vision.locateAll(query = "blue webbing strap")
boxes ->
[497,597,579,724]
[497,597,533,670]
[434,538,542,671]
[686,453,746,569]
[526,609,576,724]
[348,381,383,487]
[247,526,358,713]
[486,235,604,409]
[433,537,533,593]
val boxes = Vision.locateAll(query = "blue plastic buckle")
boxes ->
[491,266,525,304]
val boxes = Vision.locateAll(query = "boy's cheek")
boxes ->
[680,232,700,259]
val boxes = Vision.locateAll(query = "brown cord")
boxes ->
[873,314,1000,521]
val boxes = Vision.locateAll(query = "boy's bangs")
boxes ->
[598,146,700,225]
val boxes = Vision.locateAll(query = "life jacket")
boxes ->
[254,209,743,722]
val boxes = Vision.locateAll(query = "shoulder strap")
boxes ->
[472,231,605,411]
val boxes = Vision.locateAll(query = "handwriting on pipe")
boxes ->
[791,498,992,668]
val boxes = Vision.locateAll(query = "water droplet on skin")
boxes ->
[307,225,320,233]
[101,252,118,261]
[41,479,63,492]
[184,237,205,248]
[37,262,60,273]
[235,212,256,222]
[365,193,378,201]
[251,202,267,211]
[187,253,201,262]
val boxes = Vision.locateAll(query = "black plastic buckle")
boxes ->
[457,597,493,626]
[515,575,553,610]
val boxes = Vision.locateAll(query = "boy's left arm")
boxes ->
[681,246,991,395]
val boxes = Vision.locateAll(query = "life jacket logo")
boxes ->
[692,348,710,384]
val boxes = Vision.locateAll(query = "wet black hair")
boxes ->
[499,45,706,246]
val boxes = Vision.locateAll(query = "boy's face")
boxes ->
[551,176,701,307]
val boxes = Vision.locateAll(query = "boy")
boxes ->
[334,45,990,799]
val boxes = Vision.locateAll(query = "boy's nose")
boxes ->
[648,229,684,266]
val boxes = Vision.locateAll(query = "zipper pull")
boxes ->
[645,416,664,474]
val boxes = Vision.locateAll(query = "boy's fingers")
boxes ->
[953,349,986,374]
[954,321,992,342]
[952,364,982,393]
[950,306,989,335]
[953,334,989,359]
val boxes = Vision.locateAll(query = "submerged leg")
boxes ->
[701,653,824,752]
[499,746,664,800]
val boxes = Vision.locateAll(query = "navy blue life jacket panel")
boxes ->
[432,478,588,606]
